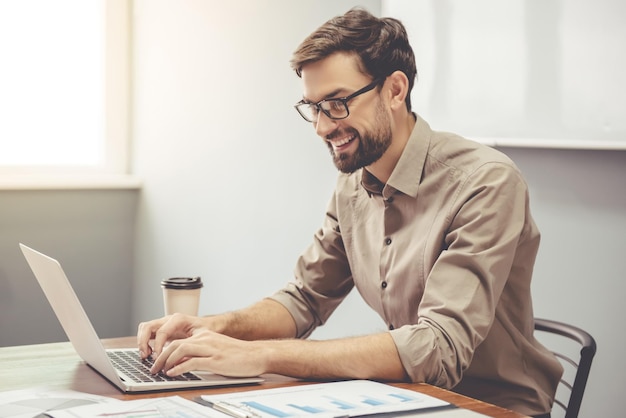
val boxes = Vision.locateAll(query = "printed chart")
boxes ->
[201,380,451,417]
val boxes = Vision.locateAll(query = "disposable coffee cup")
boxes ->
[161,277,203,316]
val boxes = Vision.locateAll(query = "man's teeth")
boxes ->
[333,135,355,147]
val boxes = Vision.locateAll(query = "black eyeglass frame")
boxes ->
[294,78,383,123]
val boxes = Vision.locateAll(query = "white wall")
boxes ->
[131,1,625,417]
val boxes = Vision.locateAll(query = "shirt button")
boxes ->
[381,281,388,289]
[386,196,394,204]
[384,237,392,245]
[388,324,394,330]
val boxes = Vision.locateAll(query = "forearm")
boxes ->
[146,311,408,381]
[206,298,297,340]
[258,332,408,381]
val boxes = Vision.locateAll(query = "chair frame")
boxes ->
[534,318,597,418]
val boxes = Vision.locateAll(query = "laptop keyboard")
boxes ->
[107,350,202,383]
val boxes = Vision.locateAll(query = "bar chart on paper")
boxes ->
[200,380,451,417]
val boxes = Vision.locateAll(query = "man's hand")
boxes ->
[148,330,267,377]
[136,313,210,359]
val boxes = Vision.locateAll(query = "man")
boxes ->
[137,8,562,417]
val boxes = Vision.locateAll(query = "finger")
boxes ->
[136,318,166,358]
[151,314,188,356]
[165,356,200,377]
[161,340,195,374]
[149,341,171,374]
[150,339,185,374]
[152,333,209,374]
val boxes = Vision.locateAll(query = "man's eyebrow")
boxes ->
[302,87,348,103]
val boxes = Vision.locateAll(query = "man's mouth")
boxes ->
[328,133,357,151]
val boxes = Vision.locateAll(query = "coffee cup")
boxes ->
[161,277,203,316]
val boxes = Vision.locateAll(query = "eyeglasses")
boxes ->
[294,78,382,123]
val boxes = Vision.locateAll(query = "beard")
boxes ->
[327,102,392,174]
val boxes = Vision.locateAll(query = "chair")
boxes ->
[534,318,597,418]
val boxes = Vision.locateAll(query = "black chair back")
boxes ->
[534,318,597,418]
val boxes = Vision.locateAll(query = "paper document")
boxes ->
[48,395,224,418]
[0,387,119,418]
[199,380,453,417]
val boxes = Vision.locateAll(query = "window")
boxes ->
[0,0,136,188]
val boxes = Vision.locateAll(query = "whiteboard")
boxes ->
[382,0,626,150]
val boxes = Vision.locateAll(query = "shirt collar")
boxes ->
[361,113,431,198]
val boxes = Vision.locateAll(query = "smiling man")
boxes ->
[137,8,562,418]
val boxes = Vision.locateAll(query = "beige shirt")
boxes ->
[270,115,562,416]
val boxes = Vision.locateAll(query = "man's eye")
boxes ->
[328,100,344,111]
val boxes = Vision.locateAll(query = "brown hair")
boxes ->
[291,7,417,111]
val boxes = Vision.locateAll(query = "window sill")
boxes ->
[0,174,142,190]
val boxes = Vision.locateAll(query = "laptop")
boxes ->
[20,243,264,393]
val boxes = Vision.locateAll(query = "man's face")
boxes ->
[300,53,392,174]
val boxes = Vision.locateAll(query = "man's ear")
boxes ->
[386,70,409,111]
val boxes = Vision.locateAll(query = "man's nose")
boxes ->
[315,112,338,138]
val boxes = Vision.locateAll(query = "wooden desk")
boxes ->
[0,337,527,417]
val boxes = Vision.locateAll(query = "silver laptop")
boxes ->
[20,243,263,393]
